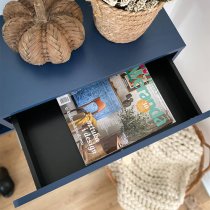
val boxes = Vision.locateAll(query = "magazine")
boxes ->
[57,64,175,165]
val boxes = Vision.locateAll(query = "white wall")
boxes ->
[164,0,210,138]
[165,0,210,195]
[0,0,11,15]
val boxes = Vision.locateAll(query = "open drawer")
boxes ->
[12,57,210,207]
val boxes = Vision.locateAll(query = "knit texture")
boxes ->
[109,126,203,210]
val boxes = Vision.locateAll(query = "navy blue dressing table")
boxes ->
[0,0,210,207]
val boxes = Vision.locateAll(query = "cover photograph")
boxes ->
[57,64,175,165]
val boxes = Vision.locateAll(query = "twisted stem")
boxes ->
[34,0,47,23]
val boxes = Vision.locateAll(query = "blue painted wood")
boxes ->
[13,110,210,207]
[0,119,13,129]
[0,124,10,134]
[0,0,185,120]
[0,120,13,135]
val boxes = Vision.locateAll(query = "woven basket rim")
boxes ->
[92,0,165,16]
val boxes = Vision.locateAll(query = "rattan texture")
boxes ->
[2,0,85,65]
[91,0,164,43]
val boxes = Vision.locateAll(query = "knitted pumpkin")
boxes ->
[2,0,85,65]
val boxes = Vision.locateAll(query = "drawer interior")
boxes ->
[12,57,201,189]
[146,58,201,123]
[13,101,85,188]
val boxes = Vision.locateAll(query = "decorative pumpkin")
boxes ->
[2,0,85,65]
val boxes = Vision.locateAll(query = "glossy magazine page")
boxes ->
[57,65,175,165]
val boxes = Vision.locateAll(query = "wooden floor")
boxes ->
[0,131,210,210]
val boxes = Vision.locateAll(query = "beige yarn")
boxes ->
[109,126,203,210]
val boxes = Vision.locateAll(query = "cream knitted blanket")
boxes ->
[109,126,203,210]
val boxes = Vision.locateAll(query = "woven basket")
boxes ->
[105,125,210,195]
[91,0,164,43]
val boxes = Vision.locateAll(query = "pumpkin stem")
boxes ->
[34,0,47,23]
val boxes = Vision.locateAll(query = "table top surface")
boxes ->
[0,0,185,119]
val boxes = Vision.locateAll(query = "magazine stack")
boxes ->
[57,64,175,165]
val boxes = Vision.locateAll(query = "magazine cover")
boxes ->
[57,65,175,165]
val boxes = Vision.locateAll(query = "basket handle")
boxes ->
[202,141,210,173]
[194,125,210,174]
[105,166,117,186]
[186,125,210,194]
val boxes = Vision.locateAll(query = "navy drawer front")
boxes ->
[12,57,210,207]
[0,124,11,134]
[0,119,13,134]
[13,111,210,207]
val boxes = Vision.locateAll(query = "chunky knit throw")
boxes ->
[109,126,203,210]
